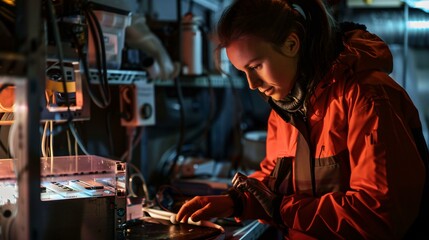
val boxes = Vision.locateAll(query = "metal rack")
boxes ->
[89,68,245,88]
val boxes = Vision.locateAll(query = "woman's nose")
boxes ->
[246,72,262,90]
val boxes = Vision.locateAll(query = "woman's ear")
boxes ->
[281,32,300,57]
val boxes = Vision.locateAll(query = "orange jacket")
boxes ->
[240,29,428,239]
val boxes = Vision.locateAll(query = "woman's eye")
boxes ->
[249,64,261,70]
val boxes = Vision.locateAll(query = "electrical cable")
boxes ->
[68,4,112,113]
[41,121,48,158]
[158,1,222,181]
[198,77,216,157]
[159,81,217,167]
[66,129,72,156]
[49,121,54,173]
[166,76,186,181]
[45,0,93,157]
[83,4,111,107]
[66,12,103,108]
[87,8,109,97]
[75,39,108,109]
[156,130,208,180]
[68,121,90,155]
[127,162,151,207]
[122,126,151,206]
[86,10,108,103]
[70,5,115,155]
[49,121,54,157]
[7,111,17,174]
[226,73,245,173]
[76,44,116,155]
[74,133,78,156]
[124,126,136,164]
[155,184,186,211]
[156,85,216,174]
[85,9,108,105]
[46,0,73,122]
[161,0,187,183]
[120,126,144,162]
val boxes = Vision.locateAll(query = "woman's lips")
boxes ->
[262,87,274,96]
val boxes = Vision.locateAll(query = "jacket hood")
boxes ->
[309,29,394,122]
[337,29,393,75]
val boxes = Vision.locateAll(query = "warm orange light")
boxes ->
[1,0,15,6]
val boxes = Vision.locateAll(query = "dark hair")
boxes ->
[216,0,340,106]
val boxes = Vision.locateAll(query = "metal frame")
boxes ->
[12,0,44,239]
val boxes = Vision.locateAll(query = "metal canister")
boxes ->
[181,13,203,76]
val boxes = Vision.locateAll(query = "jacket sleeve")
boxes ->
[278,72,426,239]
[241,111,298,221]
[249,110,286,182]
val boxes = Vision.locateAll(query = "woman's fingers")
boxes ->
[176,195,234,223]
[176,197,204,222]
[190,201,214,222]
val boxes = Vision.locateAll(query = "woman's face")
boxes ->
[226,34,299,101]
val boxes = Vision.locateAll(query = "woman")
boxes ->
[176,0,429,239]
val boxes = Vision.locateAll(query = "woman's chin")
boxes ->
[271,93,287,101]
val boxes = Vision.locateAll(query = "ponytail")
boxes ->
[288,0,339,102]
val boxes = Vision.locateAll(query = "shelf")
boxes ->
[154,74,245,88]
[89,69,148,85]
[89,68,245,88]
[347,0,402,8]
[193,0,222,12]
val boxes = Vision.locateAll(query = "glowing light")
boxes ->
[1,0,15,6]
[413,1,429,10]
[407,20,429,29]
[405,0,429,12]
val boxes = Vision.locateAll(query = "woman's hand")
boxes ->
[233,172,278,218]
[175,195,234,223]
